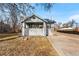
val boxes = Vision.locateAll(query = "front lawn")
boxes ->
[0,36,58,56]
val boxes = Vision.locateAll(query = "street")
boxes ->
[49,31,79,56]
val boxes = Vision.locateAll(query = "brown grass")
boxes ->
[0,36,58,56]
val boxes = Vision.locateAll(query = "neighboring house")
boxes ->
[21,14,55,36]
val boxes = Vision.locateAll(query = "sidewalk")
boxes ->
[0,36,18,41]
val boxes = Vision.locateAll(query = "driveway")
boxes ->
[48,32,79,56]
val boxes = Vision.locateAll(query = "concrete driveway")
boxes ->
[48,32,79,56]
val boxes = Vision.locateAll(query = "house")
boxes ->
[21,14,55,36]
[44,19,56,28]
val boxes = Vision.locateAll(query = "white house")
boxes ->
[21,14,54,36]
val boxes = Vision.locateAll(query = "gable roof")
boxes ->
[21,14,55,24]
[21,14,46,23]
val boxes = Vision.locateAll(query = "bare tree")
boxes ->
[0,3,35,32]
[0,3,54,33]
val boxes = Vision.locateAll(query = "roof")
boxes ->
[21,14,56,24]
[44,19,56,24]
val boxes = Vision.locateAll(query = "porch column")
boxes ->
[43,22,47,36]
[22,22,25,36]
[26,24,29,36]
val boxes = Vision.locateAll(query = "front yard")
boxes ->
[0,35,58,56]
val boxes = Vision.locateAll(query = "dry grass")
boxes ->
[0,36,58,56]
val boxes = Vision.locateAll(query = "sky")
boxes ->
[1,3,79,24]
[32,3,79,23]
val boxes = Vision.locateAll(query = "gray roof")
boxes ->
[44,19,56,24]
[21,14,56,24]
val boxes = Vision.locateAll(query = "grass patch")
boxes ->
[0,36,58,56]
